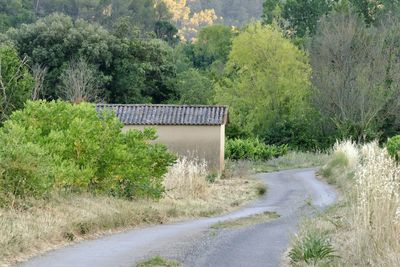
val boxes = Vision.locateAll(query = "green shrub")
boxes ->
[225,138,288,161]
[0,101,176,204]
[386,135,400,160]
[0,125,55,203]
[289,231,338,265]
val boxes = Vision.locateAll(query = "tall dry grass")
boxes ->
[163,158,210,200]
[292,141,400,266]
[333,140,359,170]
[0,158,260,267]
[353,142,400,266]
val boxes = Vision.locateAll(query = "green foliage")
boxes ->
[289,231,338,265]
[386,135,400,160]
[6,13,117,99]
[262,0,282,25]
[225,138,288,161]
[215,22,313,148]
[283,0,333,37]
[0,129,54,202]
[0,0,35,32]
[154,20,179,45]
[0,101,176,205]
[0,0,171,34]
[350,0,400,25]
[6,13,177,104]
[194,25,234,68]
[175,69,213,105]
[136,255,180,267]
[0,44,34,122]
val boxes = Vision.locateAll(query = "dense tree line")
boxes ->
[1,0,400,150]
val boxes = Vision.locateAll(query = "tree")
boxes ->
[282,0,334,38]
[349,0,400,25]
[311,10,400,141]
[193,24,234,68]
[262,0,336,40]
[31,64,47,100]
[110,39,177,104]
[0,0,35,32]
[161,0,218,41]
[262,0,282,25]
[175,69,213,104]
[97,0,171,32]
[0,44,34,122]
[6,13,178,104]
[59,59,101,103]
[154,20,179,45]
[215,23,312,145]
[6,13,117,99]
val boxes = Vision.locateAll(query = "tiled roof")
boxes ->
[96,104,228,126]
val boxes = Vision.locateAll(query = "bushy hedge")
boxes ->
[225,138,288,161]
[0,101,176,204]
[387,135,400,160]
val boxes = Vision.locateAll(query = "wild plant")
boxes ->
[163,158,211,200]
[289,230,338,266]
[354,142,400,262]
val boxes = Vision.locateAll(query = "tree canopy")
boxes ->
[215,23,313,146]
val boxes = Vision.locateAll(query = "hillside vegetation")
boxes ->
[1,1,400,265]
[1,1,400,150]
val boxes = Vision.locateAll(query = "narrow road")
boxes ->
[18,168,337,267]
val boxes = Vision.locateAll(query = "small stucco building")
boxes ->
[96,104,228,173]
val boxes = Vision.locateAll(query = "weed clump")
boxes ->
[136,256,180,267]
[289,230,338,265]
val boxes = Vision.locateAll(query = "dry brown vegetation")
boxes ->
[288,141,400,266]
[0,158,261,267]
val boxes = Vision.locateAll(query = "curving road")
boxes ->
[17,168,337,267]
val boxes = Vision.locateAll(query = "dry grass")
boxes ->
[288,141,400,266]
[163,158,210,200]
[353,142,400,266]
[253,151,330,173]
[0,158,260,267]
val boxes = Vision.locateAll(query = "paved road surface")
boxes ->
[18,168,336,267]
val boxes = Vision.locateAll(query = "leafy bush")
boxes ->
[0,101,176,204]
[225,138,288,161]
[386,135,400,160]
[0,44,34,122]
[289,231,338,265]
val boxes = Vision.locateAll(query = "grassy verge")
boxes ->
[136,256,181,267]
[286,141,400,267]
[248,151,330,173]
[0,159,261,267]
[211,211,280,229]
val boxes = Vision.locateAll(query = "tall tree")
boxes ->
[282,0,334,37]
[311,10,400,141]
[175,68,213,104]
[6,13,177,104]
[6,13,117,99]
[215,23,312,144]
[193,24,234,68]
